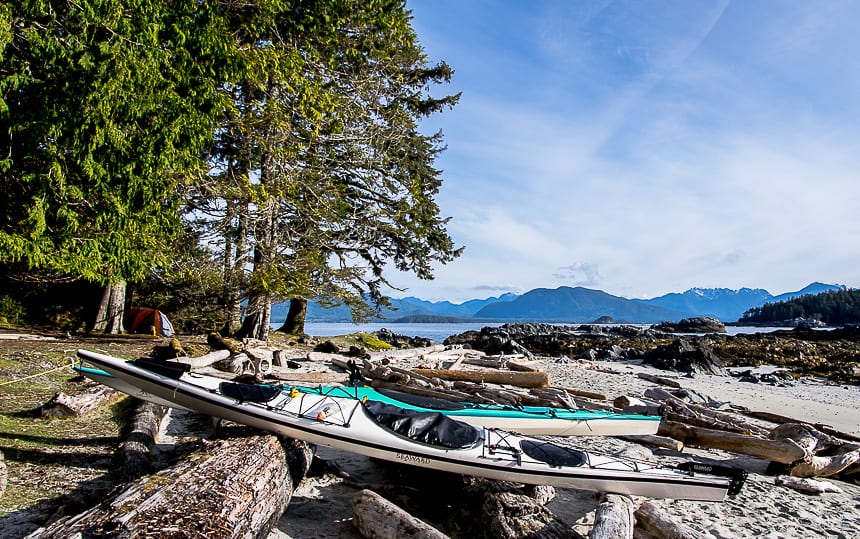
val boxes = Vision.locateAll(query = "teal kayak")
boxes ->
[286,384,662,436]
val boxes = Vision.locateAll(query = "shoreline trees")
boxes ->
[1,1,460,337]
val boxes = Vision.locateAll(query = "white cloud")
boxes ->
[394,0,860,302]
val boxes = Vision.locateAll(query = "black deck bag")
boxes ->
[220,381,282,403]
[364,400,480,449]
[520,439,587,467]
[131,357,190,380]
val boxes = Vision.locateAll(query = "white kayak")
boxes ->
[77,349,745,501]
[74,364,661,436]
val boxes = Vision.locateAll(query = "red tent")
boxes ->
[124,307,175,337]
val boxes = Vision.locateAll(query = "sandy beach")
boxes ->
[265,356,860,538]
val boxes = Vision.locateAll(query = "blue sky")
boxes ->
[390,0,860,302]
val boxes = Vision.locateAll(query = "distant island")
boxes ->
[270,282,849,325]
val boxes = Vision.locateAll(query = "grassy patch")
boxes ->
[0,345,132,518]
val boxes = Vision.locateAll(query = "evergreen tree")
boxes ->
[0,0,227,331]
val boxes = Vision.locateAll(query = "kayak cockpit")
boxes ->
[364,400,482,449]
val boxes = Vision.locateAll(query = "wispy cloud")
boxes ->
[400,0,860,301]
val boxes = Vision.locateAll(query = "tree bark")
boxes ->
[236,290,272,341]
[278,298,308,335]
[117,400,168,481]
[589,494,634,539]
[0,450,6,500]
[32,433,303,539]
[92,280,126,334]
[220,195,247,336]
[352,489,450,539]
[411,368,550,388]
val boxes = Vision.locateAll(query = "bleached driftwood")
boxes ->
[368,345,446,362]
[40,386,121,418]
[644,388,769,436]
[613,396,649,409]
[352,489,450,539]
[506,359,542,372]
[274,371,350,384]
[561,387,608,401]
[31,433,305,539]
[589,494,634,539]
[370,380,492,404]
[774,475,844,494]
[636,372,682,388]
[173,349,231,369]
[411,368,549,388]
[658,421,807,464]
[618,435,684,452]
[770,423,860,478]
[634,500,698,539]
[245,347,273,377]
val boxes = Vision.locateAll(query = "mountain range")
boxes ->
[269,282,845,324]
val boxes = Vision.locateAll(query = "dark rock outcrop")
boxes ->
[375,328,437,349]
[652,317,726,334]
[642,338,727,375]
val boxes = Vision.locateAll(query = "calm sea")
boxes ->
[271,321,787,343]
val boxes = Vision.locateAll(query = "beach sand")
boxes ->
[266,357,860,538]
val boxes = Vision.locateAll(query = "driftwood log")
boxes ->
[452,480,575,539]
[173,349,231,369]
[644,388,769,436]
[636,372,682,388]
[40,385,121,417]
[769,423,860,478]
[658,421,807,464]
[618,434,684,452]
[0,449,6,500]
[32,432,305,538]
[275,371,350,384]
[352,489,450,539]
[634,500,698,539]
[369,345,446,362]
[589,494,634,539]
[774,475,844,494]
[117,400,168,481]
[411,368,550,388]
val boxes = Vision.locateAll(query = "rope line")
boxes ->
[0,357,75,387]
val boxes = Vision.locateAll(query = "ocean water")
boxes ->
[272,321,787,343]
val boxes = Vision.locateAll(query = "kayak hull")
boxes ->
[76,349,739,501]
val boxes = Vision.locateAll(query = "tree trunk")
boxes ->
[236,290,272,341]
[221,196,248,336]
[278,297,308,335]
[32,433,304,539]
[92,280,126,334]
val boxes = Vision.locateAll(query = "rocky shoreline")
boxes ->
[441,320,860,384]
